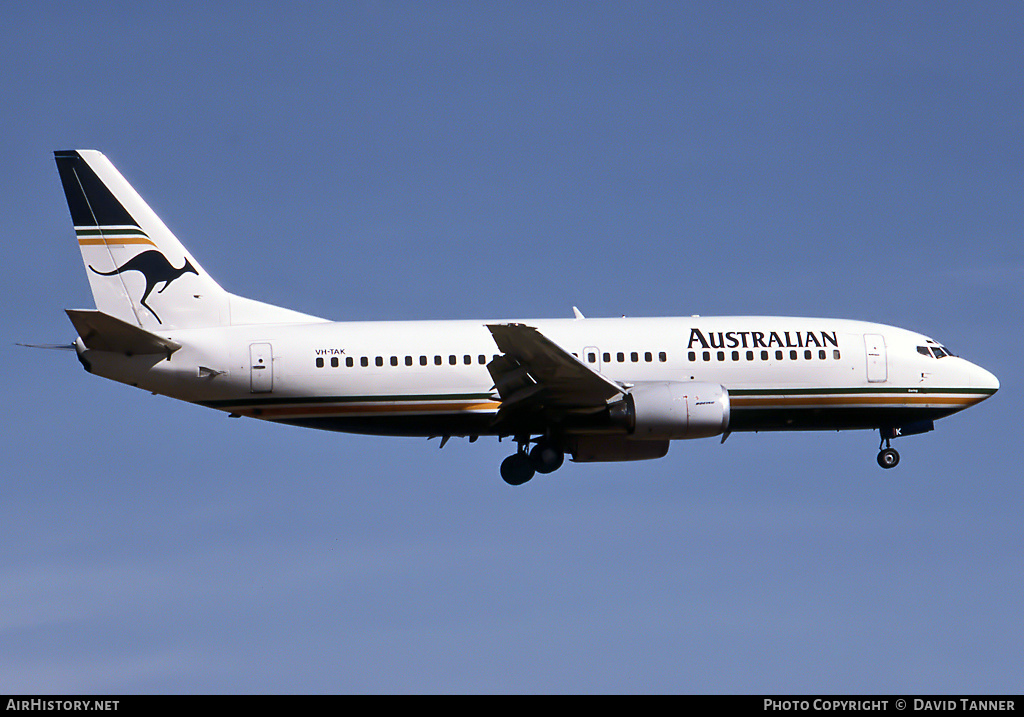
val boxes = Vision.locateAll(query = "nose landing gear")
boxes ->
[875,421,933,469]
[877,434,900,469]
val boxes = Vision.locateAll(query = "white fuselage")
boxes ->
[79,314,999,439]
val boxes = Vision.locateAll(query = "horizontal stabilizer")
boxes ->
[66,309,181,356]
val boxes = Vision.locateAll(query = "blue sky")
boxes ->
[2,2,1021,693]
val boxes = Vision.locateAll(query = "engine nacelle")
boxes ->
[614,381,730,440]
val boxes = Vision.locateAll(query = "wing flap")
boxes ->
[486,323,623,409]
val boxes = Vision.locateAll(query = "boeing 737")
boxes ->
[45,150,999,485]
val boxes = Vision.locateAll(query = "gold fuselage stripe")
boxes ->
[244,401,502,419]
[78,236,156,246]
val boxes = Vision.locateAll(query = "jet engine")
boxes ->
[610,381,730,440]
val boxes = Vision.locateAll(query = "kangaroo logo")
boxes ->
[89,250,198,324]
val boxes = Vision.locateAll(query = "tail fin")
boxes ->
[55,150,229,330]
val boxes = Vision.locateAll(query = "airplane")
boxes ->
[45,149,999,485]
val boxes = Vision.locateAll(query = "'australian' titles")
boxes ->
[687,328,839,350]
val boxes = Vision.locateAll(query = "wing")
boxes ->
[486,323,624,419]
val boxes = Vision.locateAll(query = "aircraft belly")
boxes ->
[729,405,963,432]
[274,414,505,438]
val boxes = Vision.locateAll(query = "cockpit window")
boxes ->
[918,345,953,359]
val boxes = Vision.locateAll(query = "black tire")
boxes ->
[501,453,535,485]
[529,443,565,474]
[877,448,900,469]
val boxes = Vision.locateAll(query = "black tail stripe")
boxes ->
[54,150,137,228]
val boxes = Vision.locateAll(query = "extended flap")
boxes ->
[486,323,624,408]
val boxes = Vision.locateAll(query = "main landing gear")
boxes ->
[877,435,900,469]
[500,436,565,486]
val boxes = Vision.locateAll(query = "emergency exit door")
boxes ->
[250,342,273,393]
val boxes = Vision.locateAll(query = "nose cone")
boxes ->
[971,364,1000,395]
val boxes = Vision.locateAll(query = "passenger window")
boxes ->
[390,356,398,366]
[449,355,457,366]
[604,352,611,363]
[479,355,487,364]
[376,356,384,367]
[746,351,754,361]
[833,350,841,360]
[775,350,783,360]
[703,351,710,362]
[361,357,369,367]
[434,356,442,366]
[761,350,769,361]
[420,356,428,366]
[818,350,826,360]
[717,351,725,361]
[688,351,696,362]
[405,356,413,366]
[731,351,739,361]
[587,352,596,363]
[659,352,667,362]
[315,357,324,368]
[331,357,339,368]
[464,355,472,365]
[644,352,652,362]
[790,350,797,360]
[804,350,812,360]
[630,352,639,362]
[617,352,625,362]
[346,357,354,367]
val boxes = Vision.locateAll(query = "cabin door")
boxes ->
[250,342,274,393]
[864,334,887,383]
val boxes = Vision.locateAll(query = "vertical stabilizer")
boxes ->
[55,150,229,330]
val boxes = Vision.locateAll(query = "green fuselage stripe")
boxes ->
[729,386,994,397]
